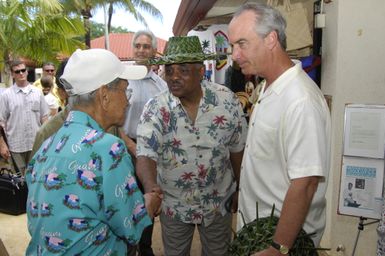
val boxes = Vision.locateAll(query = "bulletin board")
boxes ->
[338,104,385,219]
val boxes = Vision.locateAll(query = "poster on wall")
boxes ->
[187,30,217,83]
[343,104,385,159]
[338,156,384,219]
[208,24,232,85]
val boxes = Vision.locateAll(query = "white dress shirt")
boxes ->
[0,84,49,152]
[123,70,167,139]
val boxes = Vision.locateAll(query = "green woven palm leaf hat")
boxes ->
[149,36,223,65]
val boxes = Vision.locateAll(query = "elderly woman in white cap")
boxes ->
[25,49,162,255]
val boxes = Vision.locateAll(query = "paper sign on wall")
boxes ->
[338,104,385,219]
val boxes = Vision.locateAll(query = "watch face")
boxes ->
[272,241,290,254]
[280,246,289,254]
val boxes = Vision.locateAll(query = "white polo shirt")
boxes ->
[237,60,331,246]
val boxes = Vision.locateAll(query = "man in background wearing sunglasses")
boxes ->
[0,60,49,175]
[33,62,64,108]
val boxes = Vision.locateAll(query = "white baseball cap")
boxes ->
[60,49,147,95]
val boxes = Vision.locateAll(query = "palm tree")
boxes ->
[60,0,104,48]
[60,0,163,48]
[91,21,130,40]
[0,0,85,85]
[104,0,163,34]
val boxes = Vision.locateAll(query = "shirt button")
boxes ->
[199,155,203,158]
[197,136,200,140]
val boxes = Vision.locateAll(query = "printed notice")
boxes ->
[338,156,384,219]
[343,105,385,159]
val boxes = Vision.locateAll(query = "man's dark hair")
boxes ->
[41,75,53,88]
[42,62,55,69]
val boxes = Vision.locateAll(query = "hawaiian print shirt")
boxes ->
[26,111,151,255]
[137,81,247,226]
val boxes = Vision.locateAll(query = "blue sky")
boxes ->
[92,0,181,40]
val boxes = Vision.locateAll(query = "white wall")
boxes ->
[321,1,385,255]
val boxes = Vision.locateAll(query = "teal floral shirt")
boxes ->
[26,111,151,255]
[137,81,247,226]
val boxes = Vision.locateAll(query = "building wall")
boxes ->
[320,1,385,255]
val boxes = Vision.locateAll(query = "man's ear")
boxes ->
[264,30,278,50]
[199,64,205,77]
[99,85,110,110]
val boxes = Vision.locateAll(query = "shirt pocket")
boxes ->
[248,120,277,160]
[29,99,41,112]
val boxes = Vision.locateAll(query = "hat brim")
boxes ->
[148,53,227,65]
[119,65,148,80]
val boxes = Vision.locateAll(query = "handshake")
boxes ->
[143,185,163,218]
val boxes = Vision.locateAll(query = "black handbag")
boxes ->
[0,167,28,215]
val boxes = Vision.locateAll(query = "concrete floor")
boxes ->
[0,213,203,256]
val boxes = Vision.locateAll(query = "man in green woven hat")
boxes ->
[136,35,248,255]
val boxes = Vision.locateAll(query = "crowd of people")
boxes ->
[0,2,333,256]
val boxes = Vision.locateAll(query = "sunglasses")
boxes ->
[13,68,27,74]
[44,69,55,73]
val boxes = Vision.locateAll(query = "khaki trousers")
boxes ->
[10,151,31,176]
[160,212,232,256]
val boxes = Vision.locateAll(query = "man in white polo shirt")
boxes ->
[229,3,331,255]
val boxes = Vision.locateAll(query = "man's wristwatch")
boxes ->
[271,241,290,254]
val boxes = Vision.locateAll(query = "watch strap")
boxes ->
[271,240,290,254]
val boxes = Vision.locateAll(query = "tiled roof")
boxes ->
[90,33,167,61]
